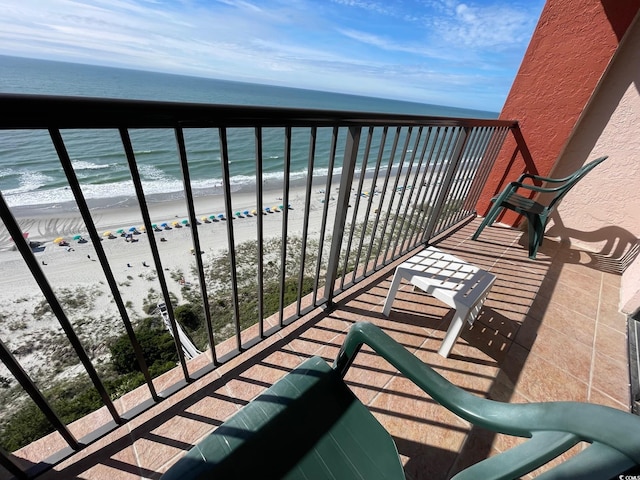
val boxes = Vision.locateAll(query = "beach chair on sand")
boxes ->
[472,156,607,259]
[161,322,640,480]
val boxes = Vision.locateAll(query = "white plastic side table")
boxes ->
[382,246,496,358]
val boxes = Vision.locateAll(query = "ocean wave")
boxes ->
[71,160,115,170]
[138,164,172,182]
[2,170,56,195]
[2,173,282,207]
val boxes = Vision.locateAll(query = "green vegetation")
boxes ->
[181,236,319,348]
[109,317,178,374]
[0,217,448,452]
[0,317,177,452]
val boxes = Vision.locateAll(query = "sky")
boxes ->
[0,0,546,111]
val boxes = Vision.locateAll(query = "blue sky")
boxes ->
[0,0,545,111]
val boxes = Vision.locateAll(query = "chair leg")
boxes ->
[472,204,503,240]
[527,214,544,259]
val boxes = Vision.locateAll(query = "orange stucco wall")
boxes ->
[477,0,640,226]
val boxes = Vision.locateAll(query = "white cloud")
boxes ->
[0,0,545,111]
[427,1,538,50]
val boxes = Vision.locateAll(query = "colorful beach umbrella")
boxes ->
[217,213,225,219]
[265,207,271,213]
[243,210,250,216]
[128,227,137,232]
[72,234,83,240]
[53,237,64,244]
[181,219,189,225]
[208,215,216,220]
[116,228,125,234]
[139,226,146,232]
[103,231,112,237]
[251,209,257,216]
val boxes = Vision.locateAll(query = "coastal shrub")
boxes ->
[0,375,101,453]
[174,303,203,331]
[109,318,178,374]
[1,401,51,452]
[7,320,27,331]
[33,299,52,317]
[0,321,181,452]
[170,269,184,282]
[142,289,178,315]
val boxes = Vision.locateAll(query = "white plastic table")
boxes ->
[383,246,496,358]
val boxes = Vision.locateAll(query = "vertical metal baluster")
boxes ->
[339,126,373,290]
[218,128,242,351]
[373,127,402,268]
[454,127,491,219]
[466,126,509,208]
[437,127,478,230]
[349,126,378,283]
[3,132,123,424]
[390,127,423,258]
[402,126,435,252]
[49,128,159,400]
[323,126,361,304]
[255,127,265,337]
[119,128,190,381]
[297,127,316,316]
[0,336,79,449]
[423,127,470,241]
[278,127,292,327]
[423,127,461,238]
[416,127,455,240]
[312,127,338,307]
[174,127,217,365]
[362,127,389,276]
[0,447,27,480]
[396,127,428,254]
[445,126,490,228]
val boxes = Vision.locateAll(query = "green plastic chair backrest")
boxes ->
[545,156,607,213]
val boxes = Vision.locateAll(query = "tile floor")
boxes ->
[9,218,631,479]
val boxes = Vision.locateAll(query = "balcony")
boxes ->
[0,95,631,479]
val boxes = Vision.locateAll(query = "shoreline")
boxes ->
[2,176,326,246]
[0,172,400,389]
[0,178,361,382]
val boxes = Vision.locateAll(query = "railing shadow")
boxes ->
[545,210,640,274]
[360,223,561,478]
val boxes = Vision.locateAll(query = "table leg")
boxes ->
[382,269,406,317]
[438,309,468,358]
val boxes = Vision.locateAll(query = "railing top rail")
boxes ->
[0,93,517,130]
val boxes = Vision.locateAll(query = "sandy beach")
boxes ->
[0,179,390,383]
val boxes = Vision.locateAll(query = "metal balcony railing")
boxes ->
[0,94,518,479]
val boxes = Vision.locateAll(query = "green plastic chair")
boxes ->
[472,156,608,259]
[161,321,640,480]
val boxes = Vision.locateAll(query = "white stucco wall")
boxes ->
[547,14,640,313]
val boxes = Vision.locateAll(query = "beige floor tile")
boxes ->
[21,218,633,480]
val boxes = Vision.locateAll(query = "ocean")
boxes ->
[0,55,497,210]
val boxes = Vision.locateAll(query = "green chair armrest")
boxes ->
[533,443,639,480]
[512,182,571,194]
[335,323,640,466]
[451,431,580,480]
